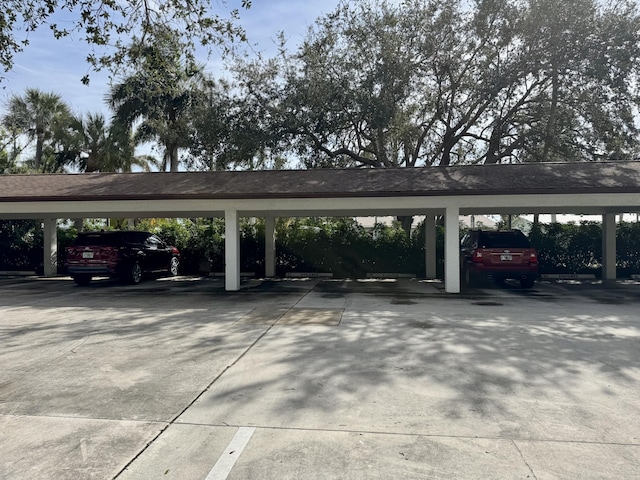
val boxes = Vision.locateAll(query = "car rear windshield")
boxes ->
[477,232,531,248]
[71,232,145,246]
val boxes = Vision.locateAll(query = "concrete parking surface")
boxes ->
[0,276,639,479]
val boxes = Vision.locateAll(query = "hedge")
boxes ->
[1,218,640,279]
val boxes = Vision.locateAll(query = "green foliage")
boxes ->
[130,219,640,278]
[0,129,9,173]
[238,220,264,274]
[527,220,640,276]
[0,220,41,270]
[275,218,434,277]
[4,218,640,279]
[617,221,640,275]
[234,0,640,167]
[134,218,222,273]
[2,89,73,171]
[108,27,215,172]
[0,0,251,83]
[68,113,155,172]
[186,78,290,171]
[3,85,161,173]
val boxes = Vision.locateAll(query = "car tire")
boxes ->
[128,261,143,284]
[520,278,535,289]
[168,256,179,276]
[463,267,476,289]
[72,274,92,286]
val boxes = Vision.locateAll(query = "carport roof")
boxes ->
[1,161,640,202]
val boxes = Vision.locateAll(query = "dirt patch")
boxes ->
[276,308,344,326]
[391,298,418,305]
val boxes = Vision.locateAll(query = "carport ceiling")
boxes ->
[1,161,640,219]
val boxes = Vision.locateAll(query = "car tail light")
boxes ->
[472,250,484,262]
[530,251,538,264]
[171,247,180,255]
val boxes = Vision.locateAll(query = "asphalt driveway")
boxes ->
[0,276,639,479]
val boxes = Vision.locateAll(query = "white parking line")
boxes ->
[205,427,256,480]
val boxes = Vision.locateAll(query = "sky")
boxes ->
[0,1,341,118]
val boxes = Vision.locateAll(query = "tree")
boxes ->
[0,0,252,84]
[187,76,289,171]
[0,128,10,173]
[69,113,159,172]
[235,0,640,167]
[1,115,28,171]
[234,0,522,169]
[481,0,640,163]
[2,88,72,171]
[108,28,207,172]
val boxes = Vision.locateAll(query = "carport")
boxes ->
[1,161,639,293]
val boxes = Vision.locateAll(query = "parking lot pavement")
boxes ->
[1,276,639,479]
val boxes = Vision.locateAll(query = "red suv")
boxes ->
[460,229,538,288]
[65,231,180,286]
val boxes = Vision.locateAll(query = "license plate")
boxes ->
[500,254,512,261]
[82,251,94,259]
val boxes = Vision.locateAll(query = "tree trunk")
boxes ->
[397,215,413,237]
[542,62,559,162]
[85,152,100,172]
[440,128,454,166]
[35,134,44,171]
[485,122,502,164]
[72,218,84,232]
[169,144,179,172]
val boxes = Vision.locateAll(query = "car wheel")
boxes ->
[520,278,535,289]
[463,267,475,289]
[168,256,179,276]
[73,274,92,286]
[128,261,143,284]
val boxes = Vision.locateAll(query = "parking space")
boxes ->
[1,276,639,479]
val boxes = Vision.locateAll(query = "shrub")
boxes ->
[2,217,640,279]
[0,220,41,271]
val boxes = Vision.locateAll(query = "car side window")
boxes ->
[462,233,477,248]
[461,233,479,250]
[470,232,478,248]
[146,235,167,250]
[145,235,160,250]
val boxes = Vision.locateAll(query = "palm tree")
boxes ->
[67,113,159,232]
[70,113,110,172]
[108,72,203,172]
[107,29,205,172]
[3,89,71,171]
[71,113,160,172]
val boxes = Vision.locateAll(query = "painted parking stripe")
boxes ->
[205,427,256,480]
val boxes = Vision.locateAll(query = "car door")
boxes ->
[460,232,476,267]
[143,234,168,271]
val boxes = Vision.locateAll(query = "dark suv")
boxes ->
[460,229,538,288]
[65,231,180,285]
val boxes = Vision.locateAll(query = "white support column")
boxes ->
[265,215,276,278]
[225,209,241,291]
[444,206,460,294]
[425,215,437,279]
[43,218,58,277]
[602,213,617,282]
